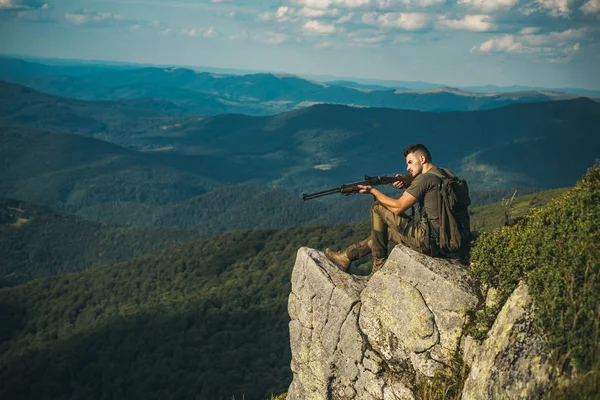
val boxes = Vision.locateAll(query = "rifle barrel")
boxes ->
[301,187,341,201]
[301,174,409,201]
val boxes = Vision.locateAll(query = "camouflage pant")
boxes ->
[345,201,434,261]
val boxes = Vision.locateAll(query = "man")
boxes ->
[326,143,456,276]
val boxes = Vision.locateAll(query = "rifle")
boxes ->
[302,174,413,201]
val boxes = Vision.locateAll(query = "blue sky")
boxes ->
[1,0,599,88]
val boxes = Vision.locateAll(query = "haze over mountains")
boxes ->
[0,57,595,117]
[9,55,600,97]
[2,79,598,192]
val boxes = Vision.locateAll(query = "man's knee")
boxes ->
[370,201,390,217]
[370,200,382,211]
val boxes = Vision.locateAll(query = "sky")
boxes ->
[0,0,599,89]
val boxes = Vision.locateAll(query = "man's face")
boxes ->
[405,152,424,177]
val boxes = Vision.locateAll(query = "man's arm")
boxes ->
[357,185,417,215]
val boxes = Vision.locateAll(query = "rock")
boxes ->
[287,245,480,399]
[359,272,439,370]
[287,247,367,400]
[362,246,479,377]
[461,281,554,399]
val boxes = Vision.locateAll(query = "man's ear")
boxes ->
[420,154,427,164]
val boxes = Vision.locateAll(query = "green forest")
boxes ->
[0,224,372,400]
[0,175,583,399]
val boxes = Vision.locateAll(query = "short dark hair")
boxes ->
[403,144,432,163]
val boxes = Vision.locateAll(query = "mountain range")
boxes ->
[8,55,600,96]
[2,80,598,193]
[0,57,594,117]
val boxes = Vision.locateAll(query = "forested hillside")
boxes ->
[2,81,599,194]
[0,198,202,287]
[0,225,370,400]
[0,184,571,399]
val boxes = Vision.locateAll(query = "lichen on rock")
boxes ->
[287,245,481,399]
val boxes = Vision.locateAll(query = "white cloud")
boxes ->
[457,0,518,12]
[295,0,369,9]
[376,0,444,7]
[13,2,52,22]
[0,0,47,11]
[297,6,340,17]
[303,19,337,33]
[203,25,219,38]
[259,6,296,21]
[254,31,288,44]
[581,0,600,14]
[349,33,387,47]
[362,12,427,30]
[63,9,149,28]
[336,12,354,22]
[180,27,199,36]
[296,0,332,9]
[437,14,493,31]
[179,26,219,38]
[472,34,526,53]
[547,43,580,63]
[65,10,121,25]
[277,6,290,17]
[335,0,370,6]
[534,0,570,17]
[472,28,584,63]
[519,26,540,34]
[520,27,587,45]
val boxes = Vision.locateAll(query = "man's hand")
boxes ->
[393,174,406,190]
[358,184,373,194]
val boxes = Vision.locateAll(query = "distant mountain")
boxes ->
[2,82,599,194]
[0,198,201,287]
[323,80,408,91]
[138,97,600,190]
[0,124,379,228]
[0,58,588,116]
[0,126,230,209]
[461,84,600,97]
[0,121,552,233]
[0,80,185,145]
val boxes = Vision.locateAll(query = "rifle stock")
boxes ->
[301,174,413,201]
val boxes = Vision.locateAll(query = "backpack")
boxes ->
[428,168,471,258]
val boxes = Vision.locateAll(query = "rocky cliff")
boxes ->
[286,245,555,399]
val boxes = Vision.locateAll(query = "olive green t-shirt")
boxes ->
[406,166,443,238]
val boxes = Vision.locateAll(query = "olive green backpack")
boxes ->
[429,168,471,258]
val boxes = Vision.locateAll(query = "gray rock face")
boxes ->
[461,282,554,400]
[288,247,367,400]
[287,245,479,400]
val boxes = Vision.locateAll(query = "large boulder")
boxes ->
[287,245,480,399]
[461,282,554,399]
[360,246,480,378]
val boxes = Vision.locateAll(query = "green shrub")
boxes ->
[470,166,600,381]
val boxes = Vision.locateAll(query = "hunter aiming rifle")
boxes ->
[302,174,414,201]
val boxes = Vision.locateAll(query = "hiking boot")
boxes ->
[368,257,387,278]
[325,248,351,272]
